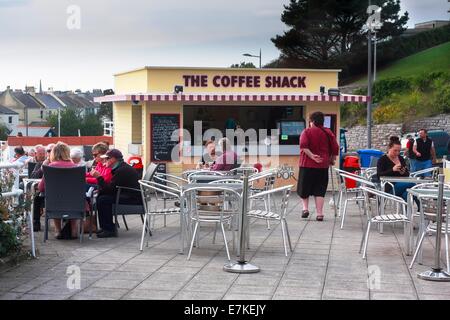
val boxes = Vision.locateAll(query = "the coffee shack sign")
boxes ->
[182,74,307,89]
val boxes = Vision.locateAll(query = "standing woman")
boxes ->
[298,112,339,221]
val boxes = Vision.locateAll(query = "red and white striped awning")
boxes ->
[94,93,369,103]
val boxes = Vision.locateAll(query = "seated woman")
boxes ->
[377,136,418,204]
[196,140,219,169]
[210,137,238,171]
[86,142,112,186]
[70,148,86,168]
[38,142,79,239]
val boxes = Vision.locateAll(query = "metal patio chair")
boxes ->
[138,180,182,251]
[334,168,376,229]
[359,186,410,259]
[248,168,278,230]
[184,185,241,261]
[248,185,294,256]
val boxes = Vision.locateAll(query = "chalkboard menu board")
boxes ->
[150,114,180,161]
[155,163,167,186]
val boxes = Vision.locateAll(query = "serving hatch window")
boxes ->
[183,105,305,147]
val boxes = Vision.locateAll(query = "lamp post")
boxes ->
[373,31,378,82]
[366,2,382,149]
[58,107,61,137]
[367,29,373,149]
[243,49,262,68]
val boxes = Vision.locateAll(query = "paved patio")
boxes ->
[1,193,450,300]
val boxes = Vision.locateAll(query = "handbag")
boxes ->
[317,126,334,164]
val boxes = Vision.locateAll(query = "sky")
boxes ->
[0,0,448,92]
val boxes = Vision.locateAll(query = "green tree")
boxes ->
[230,62,257,68]
[0,122,10,140]
[272,0,408,67]
[48,109,104,136]
[82,114,103,136]
[47,108,83,136]
[98,102,113,121]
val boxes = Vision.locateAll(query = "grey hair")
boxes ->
[70,148,83,159]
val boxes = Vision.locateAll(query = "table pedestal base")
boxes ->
[223,261,260,273]
[418,268,450,281]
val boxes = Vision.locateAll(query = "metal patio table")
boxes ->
[187,174,241,183]
[406,187,450,256]
[179,182,243,254]
[378,176,433,237]
[407,175,450,281]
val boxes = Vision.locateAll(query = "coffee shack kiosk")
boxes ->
[95,66,368,187]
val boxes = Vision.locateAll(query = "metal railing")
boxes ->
[0,162,35,257]
[0,162,24,198]
[0,141,8,163]
[103,121,114,137]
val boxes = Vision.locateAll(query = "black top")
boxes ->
[377,154,409,177]
[97,161,141,201]
[377,154,409,194]
[416,137,433,161]
[30,161,44,179]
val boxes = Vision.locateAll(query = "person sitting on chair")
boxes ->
[38,142,79,239]
[210,138,238,171]
[91,149,141,238]
[86,142,112,186]
[377,136,420,208]
[30,145,46,231]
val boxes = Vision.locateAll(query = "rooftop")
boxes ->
[115,66,343,77]
[9,91,44,109]
[0,104,18,115]
[35,93,65,110]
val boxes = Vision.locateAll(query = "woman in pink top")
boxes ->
[86,142,112,185]
[38,142,79,239]
[210,137,238,171]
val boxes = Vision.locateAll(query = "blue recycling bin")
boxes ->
[357,149,384,168]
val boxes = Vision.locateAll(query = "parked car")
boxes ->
[428,130,450,159]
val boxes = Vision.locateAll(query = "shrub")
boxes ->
[0,170,30,259]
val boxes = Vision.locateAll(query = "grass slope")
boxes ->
[354,41,450,84]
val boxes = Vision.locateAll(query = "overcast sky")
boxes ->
[0,0,448,91]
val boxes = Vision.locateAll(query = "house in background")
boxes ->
[35,90,65,119]
[10,125,57,137]
[54,91,102,116]
[0,104,19,132]
[402,19,450,37]
[0,86,46,125]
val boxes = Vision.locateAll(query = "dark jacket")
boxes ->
[30,161,44,179]
[415,137,433,161]
[377,154,409,194]
[97,161,141,201]
[377,154,409,178]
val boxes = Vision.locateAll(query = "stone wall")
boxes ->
[403,114,450,133]
[346,124,402,152]
[345,114,450,151]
